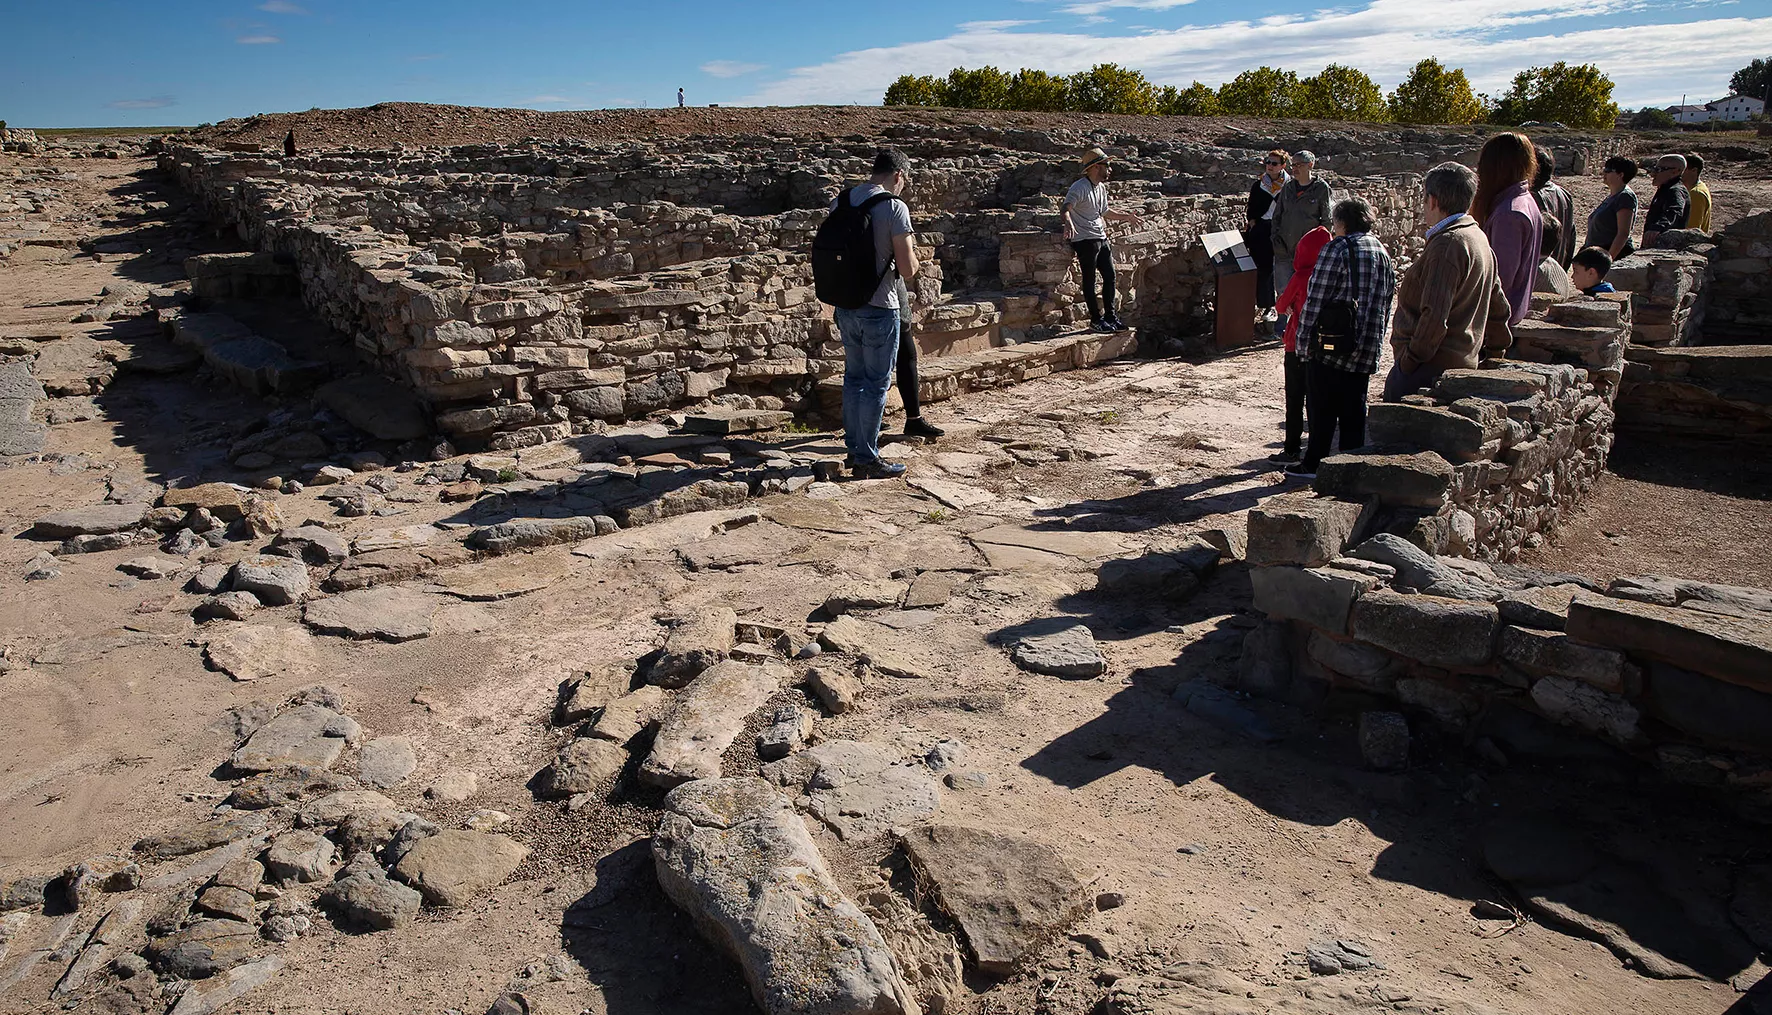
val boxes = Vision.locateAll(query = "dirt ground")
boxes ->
[2,136,1770,1015]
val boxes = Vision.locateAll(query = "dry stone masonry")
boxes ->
[154,126,1623,446]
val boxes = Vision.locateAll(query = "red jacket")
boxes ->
[1276,227,1332,353]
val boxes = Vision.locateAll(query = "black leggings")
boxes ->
[1304,361,1370,468]
[1071,239,1117,321]
[897,320,921,418]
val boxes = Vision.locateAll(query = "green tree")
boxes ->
[1156,81,1221,116]
[1631,106,1676,129]
[1067,63,1158,115]
[944,66,1013,109]
[1006,68,1071,111]
[1217,67,1301,118]
[1387,58,1487,124]
[1731,58,1770,101]
[1295,65,1388,122]
[883,74,945,107]
[1490,62,1618,128]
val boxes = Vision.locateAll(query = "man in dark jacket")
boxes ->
[1642,154,1690,248]
[1532,145,1575,267]
[1384,163,1512,401]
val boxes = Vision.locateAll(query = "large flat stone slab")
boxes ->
[303,588,443,642]
[907,476,996,511]
[653,778,916,1015]
[818,615,939,679]
[28,502,149,539]
[969,525,1129,563]
[1245,493,1372,567]
[202,624,317,682]
[1314,452,1453,509]
[649,606,737,687]
[1008,619,1107,678]
[639,660,785,788]
[762,740,940,842]
[1351,589,1499,669]
[903,824,1090,977]
[427,552,571,600]
[1567,594,1772,693]
[231,705,362,772]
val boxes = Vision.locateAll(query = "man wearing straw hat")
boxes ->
[1063,147,1142,334]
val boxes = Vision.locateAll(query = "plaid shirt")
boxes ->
[1296,232,1397,375]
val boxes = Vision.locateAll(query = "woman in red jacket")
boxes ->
[1269,225,1332,462]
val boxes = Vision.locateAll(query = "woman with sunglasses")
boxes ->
[1245,149,1289,326]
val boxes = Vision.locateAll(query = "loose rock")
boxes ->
[640,660,785,787]
[1008,620,1107,678]
[392,830,528,907]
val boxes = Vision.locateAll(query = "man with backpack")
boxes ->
[812,148,919,479]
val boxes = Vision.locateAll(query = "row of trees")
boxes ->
[884,59,1620,128]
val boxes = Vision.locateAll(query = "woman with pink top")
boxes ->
[1472,133,1542,328]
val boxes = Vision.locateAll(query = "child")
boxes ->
[1268,225,1332,462]
[1571,246,1615,295]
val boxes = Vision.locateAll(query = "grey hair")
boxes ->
[872,147,911,178]
[1657,153,1687,172]
[1334,197,1377,235]
[1422,161,1477,216]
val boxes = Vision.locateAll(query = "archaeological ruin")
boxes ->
[3,107,1772,1015]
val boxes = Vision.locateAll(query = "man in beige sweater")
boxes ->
[1383,162,1513,401]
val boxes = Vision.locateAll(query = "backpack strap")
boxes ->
[854,191,903,281]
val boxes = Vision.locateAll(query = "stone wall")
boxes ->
[154,123,1626,443]
[1605,248,1710,347]
[1243,527,1772,820]
[1706,208,1772,344]
[1295,291,1629,563]
[1616,345,1772,441]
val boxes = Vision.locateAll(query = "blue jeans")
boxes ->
[835,304,900,464]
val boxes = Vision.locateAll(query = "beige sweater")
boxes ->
[1391,216,1513,372]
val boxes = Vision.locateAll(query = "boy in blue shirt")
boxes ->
[1571,246,1616,295]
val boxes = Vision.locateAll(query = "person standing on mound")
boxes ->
[1062,147,1142,335]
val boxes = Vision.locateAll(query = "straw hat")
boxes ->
[1080,147,1110,171]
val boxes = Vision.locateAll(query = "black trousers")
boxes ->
[1247,220,1275,309]
[1304,361,1370,468]
[896,320,921,418]
[1283,349,1307,453]
[1070,239,1116,321]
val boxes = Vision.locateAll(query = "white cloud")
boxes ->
[257,1,307,13]
[235,34,281,44]
[1062,0,1196,15]
[108,96,176,110]
[957,19,1043,30]
[701,60,767,78]
[740,0,1772,110]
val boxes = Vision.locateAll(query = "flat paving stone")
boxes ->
[202,624,317,682]
[231,705,361,772]
[303,588,444,642]
[357,736,418,789]
[1009,619,1107,678]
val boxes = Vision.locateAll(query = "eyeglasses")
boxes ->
[1264,160,1283,166]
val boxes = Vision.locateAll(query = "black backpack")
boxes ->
[812,187,898,310]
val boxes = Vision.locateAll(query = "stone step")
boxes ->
[166,311,330,395]
[816,327,1135,417]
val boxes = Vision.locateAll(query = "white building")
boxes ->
[1710,94,1765,122]
[1666,94,1765,124]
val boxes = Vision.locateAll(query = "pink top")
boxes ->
[1484,181,1542,326]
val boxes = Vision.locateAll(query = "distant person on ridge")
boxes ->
[678,88,685,109]
[1271,150,1334,337]
[1062,147,1141,334]
[1683,153,1712,233]
[1641,154,1690,248]
[1384,162,1512,401]
[1532,144,1575,267]
[283,130,296,157]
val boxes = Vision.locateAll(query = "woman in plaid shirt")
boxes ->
[1288,197,1397,477]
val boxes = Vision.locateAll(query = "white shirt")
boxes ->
[1259,172,1289,221]
[1064,178,1109,241]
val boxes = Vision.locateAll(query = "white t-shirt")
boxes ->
[1065,178,1109,242]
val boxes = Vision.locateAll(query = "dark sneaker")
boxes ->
[904,416,945,439]
[1285,462,1317,478]
[851,460,907,480]
[1268,448,1301,463]
[1093,319,1118,334]
[1105,316,1128,332]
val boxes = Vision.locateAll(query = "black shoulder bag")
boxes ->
[1314,238,1360,356]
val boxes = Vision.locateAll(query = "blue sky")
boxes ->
[5,0,1767,126]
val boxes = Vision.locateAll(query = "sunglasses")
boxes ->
[1264,160,1283,166]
